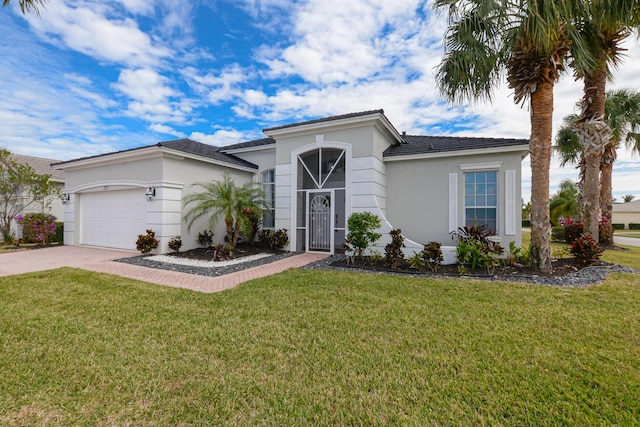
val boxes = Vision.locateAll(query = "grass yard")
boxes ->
[1,266,640,425]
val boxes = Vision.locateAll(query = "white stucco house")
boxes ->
[612,200,640,229]
[53,110,529,256]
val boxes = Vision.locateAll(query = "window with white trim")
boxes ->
[262,169,275,228]
[464,170,497,232]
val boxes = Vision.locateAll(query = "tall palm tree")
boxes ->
[555,89,640,243]
[183,172,266,250]
[564,1,640,241]
[623,194,636,203]
[434,0,575,272]
[2,0,48,15]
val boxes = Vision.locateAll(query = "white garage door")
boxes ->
[79,189,148,250]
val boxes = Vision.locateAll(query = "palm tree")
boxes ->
[623,194,636,203]
[2,0,48,15]
[183,172,266,250]
[549,180,580,225]
[555,89,640,243]
[563,1,640,241]
[434,0,574,272]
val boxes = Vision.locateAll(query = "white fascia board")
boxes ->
[221,144,275,155]
[383,145,530,162]
[265,112,403,144]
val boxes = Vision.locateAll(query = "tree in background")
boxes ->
[434,0,573,272]
[555,89,640,243]
[2,0,48,15]
[0,149,60,243]
[550,180,581,225]
[183,172,266,251]
[623,194,636,203]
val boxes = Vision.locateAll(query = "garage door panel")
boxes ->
[80,189,147,250]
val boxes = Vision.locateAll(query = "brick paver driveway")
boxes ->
[0,246,327,293]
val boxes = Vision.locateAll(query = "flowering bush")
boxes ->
[559,217,583,244]
[15,213,57,245]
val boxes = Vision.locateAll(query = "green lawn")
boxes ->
[1,266,640,425]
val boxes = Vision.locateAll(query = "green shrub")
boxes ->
[168,236,182,253]
[197,230,214,247]
[136,229,159,254]
[551,226,565,242]
[456,239,486,270]
[522,220,531,227]
[505,242,530,267]
[55,222,64,244]
[385,229,405,269]
[344,212,382,260]
[421,242,444,272]
[630,223,640,230]
[258,229,289,250]
[407,252,426,271]
[570,235,603,266]
[612,223,625,230]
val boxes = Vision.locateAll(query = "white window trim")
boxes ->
[459,161,502,171]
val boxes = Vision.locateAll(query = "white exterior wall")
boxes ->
[385,152,525,249]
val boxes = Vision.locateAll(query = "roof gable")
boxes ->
[612,199,640,212]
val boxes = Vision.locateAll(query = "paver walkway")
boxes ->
[0,246,328,293]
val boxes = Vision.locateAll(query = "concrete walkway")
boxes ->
[0,246,328,293]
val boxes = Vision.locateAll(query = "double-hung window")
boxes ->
[262,170,275,228]
[465,171,497,232]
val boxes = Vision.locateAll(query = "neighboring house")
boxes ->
[8,153,65,238]
[612,200,640,229]
[53,110,529,255]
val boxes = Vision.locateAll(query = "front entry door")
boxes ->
[308,192,332,252]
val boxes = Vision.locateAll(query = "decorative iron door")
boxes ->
[308,193,332,252]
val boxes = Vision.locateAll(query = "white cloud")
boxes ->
[189,129,248,147]
[183,64,249,105]
[24,0,171,67]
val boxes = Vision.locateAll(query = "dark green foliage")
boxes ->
[551,226,565,242]
[385,229,405,269]
[505,242,530,267]
[522,220,531,227]
[344,212,382,259]
[630,223,640,230]
[136,229,159,254]
[168,236,182,253]
[612,223,625,230]
[197,230,214,247]
[258,228,289,250]
[421,242,444,272]
[570,235,604,266]
[453,224,503,255]
[55,222,64,244]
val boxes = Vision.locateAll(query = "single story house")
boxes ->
[53,110,529,257]
[612,200,640,229]
[8,153,65,238]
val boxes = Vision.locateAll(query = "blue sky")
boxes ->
[1,0,639,201]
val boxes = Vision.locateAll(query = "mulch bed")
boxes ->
[168,243,284,260]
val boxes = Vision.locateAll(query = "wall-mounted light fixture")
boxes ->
[61,193,71,204]
[145,186,156,201]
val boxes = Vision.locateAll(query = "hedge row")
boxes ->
[630,223,640,230]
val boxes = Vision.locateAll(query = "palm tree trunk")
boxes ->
[529,80,554,272]
[579,69,608,241]
[599,146,615,244]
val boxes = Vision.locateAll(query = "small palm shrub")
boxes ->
[385,229,405,269]
[570,235,603,266]
[136,229,159,254]
[212,243,234,261]
[168,236,182,253]
[408,252,426,270]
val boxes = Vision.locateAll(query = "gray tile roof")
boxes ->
[53,139,258,170]
[218,137,275,152]
[158,139,258,169]
[384,134,529,157]
[264,109,386,132]
[10,153,65,182]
